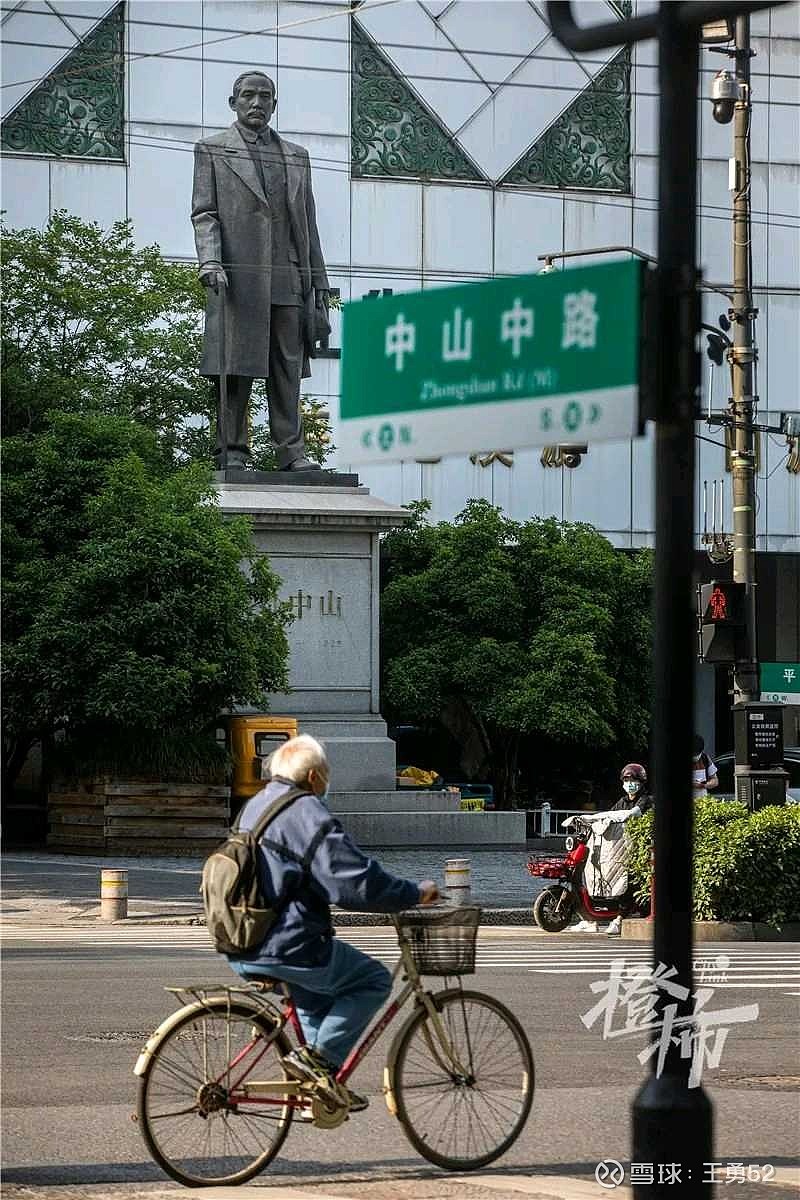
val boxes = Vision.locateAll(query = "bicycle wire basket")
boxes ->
[526,853,568,879]
[398,905,481,975]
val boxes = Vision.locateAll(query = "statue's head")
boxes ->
[229,71,276,130]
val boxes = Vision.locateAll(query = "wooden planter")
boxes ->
[48,781,230,855]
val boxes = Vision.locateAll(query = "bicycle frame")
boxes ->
[338,915,470,1084]
[143,915,470,1114]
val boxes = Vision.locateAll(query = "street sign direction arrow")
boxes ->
[339,259,645,464]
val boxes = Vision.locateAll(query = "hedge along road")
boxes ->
[624,801,800,927]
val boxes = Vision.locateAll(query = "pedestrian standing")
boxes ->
[572,763,653,936]
[692,735,719,797]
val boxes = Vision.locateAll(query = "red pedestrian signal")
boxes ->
[698,580,747,662]
[708,585,728,622]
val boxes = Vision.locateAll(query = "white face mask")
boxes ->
[623,780,641,796]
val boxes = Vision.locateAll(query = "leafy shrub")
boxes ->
[625,798,800,926]
[707,806,800,926]
[625,807,655,908]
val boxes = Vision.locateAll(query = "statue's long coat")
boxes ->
[191,124,329,379]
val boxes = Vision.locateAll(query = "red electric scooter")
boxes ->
[527,815,627,932]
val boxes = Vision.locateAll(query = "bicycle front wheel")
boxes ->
[137,999,293,1187]
[392,990,534,1171]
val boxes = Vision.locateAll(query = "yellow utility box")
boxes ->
[228,716,298,808]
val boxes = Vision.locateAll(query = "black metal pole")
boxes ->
[631,3,713,1195]
[544,7,779,1197]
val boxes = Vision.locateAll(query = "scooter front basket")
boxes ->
[526,853,567,879]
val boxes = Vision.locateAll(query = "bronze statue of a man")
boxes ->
[192,71,330,471]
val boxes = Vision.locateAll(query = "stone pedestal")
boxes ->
[217,481,407,791]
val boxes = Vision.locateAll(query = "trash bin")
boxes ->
[227,715,298,814]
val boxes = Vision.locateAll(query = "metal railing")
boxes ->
[532,803,591,837]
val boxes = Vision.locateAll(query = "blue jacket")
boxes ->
[231,777,421,967]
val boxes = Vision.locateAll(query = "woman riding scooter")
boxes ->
[564,763,652,935]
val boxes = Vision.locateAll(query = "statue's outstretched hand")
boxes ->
[199,266,229,292]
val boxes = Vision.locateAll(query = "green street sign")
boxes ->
[339,259,644,464]
[760,662,800,703]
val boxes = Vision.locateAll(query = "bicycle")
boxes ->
[134,905,534,1187]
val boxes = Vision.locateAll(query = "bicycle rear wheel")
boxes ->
[137,999,293,1187]
[392,990,534,1171]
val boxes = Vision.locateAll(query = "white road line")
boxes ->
[695,981,800,988]
[531,968,800,977]
[5,927,799,991]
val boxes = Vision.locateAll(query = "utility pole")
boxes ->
[729,13,759,703]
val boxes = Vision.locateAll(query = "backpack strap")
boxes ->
[249,785,314,923]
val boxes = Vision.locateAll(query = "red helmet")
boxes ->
[621,763,647,783]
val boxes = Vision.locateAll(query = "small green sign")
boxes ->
[760,662,800,703]
[339,260,643,464]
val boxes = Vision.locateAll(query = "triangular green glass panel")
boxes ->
[500,48,631,193]
[2,3,124,159]
[351,20,483,182]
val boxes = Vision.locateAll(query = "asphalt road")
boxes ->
[2,849,546,911]
[2,853,205,910]
[3,929,799,1198]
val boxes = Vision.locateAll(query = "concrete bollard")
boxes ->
[540,801,551,836]
[444,858,471,905]
[101,868,128,921]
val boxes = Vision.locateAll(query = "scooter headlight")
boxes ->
[565,835,575,851]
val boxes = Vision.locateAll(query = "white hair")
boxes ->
[268,734,329,786]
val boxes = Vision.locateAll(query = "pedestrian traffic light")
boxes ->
[697,580,747,662]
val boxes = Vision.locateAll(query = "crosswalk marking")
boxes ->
[3,923,799,993]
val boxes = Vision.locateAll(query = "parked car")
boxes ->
[713,747,800,804]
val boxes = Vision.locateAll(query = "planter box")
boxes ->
[47,781,230,855]
[622,917,800,942]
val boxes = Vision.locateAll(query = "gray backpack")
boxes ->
[202,786,308,955]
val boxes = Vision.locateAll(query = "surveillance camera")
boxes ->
[705,333,726,367]
[710,70,738,124]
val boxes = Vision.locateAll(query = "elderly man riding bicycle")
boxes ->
[227,734,439,1110]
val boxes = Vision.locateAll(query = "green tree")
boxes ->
[1,212,207,458]
[2,412,291,790]
[381,500,652,805]
[1,211,333,465]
